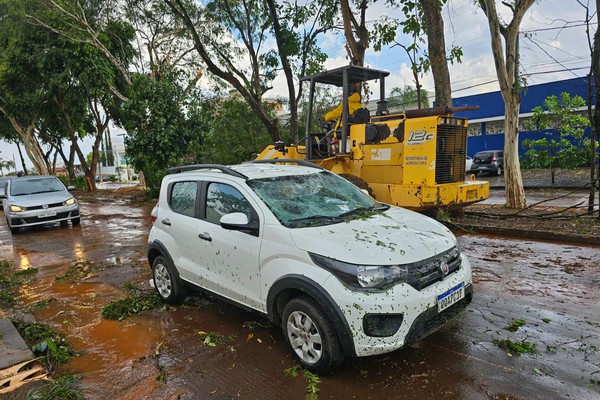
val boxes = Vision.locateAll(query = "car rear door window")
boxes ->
[170,181,198,217]
[205,183,252,224]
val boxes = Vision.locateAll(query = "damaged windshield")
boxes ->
[247,171,385,228]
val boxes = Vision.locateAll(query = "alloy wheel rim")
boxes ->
[154,264,172,298]
[287,311,322,364]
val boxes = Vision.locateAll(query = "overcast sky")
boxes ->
[2,0,596,171]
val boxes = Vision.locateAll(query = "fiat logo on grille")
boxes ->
[42,204,49,209]
[440,260,449,275]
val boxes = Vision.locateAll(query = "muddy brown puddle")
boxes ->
[1,195,599,399]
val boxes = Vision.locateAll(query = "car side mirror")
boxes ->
[220,212,259,235]
[67,186,76,191]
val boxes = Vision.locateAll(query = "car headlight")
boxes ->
[10,205,25,212]
[357,265,409,288]
[64,197,76,206]
[309,253,413,291]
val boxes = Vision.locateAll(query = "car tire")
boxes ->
[282,295,344,374]
[72,217,81,226]
[496,166,503,176]
[152,255,186,304]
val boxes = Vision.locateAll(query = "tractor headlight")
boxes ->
[309,253,413,291]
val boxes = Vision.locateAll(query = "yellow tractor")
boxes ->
[256,65,489,212]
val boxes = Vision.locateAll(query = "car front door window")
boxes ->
[205,183,252,224]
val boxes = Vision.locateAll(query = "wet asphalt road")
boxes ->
[1,192,599,399]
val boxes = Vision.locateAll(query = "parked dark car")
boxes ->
[472,150,504,176]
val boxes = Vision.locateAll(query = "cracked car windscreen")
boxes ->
[247,171,377,228]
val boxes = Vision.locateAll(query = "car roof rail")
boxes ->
[248,158,324,170]
[168,164,248,179]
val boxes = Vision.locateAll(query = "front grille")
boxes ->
[27,202,64,211]
[404,283,473,345]
[435,123,467,184]
[409,247,462,291]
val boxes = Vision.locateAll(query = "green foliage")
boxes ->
[285,366,321,400]
[506,319,526,332]
[493,338,537,355]
[57,175,87,191]
[522,93,592,170]
[55,262,98,283]
[389,86,430,110]
[120,74,204,195]
[199,96,273,164]
[101,292,165,321]
[27,374,85,400]
[11,319,75,368]
[0,259,38,304]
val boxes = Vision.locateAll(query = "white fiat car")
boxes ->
[147,160,472,373]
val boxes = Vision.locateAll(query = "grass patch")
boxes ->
[493,338,536,355]
[55,262,97,282]
[0,259,38,304]
[28,300,50,311]
[101,292,165,321]
[285,366,321,400]
[27,374,85,400]
[11,319,75,371]
[542,318,551,324]
[506,319,526,332]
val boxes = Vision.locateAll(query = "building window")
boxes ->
[485,120,504,135]
[467,123,482,136]
[119,153,127,166]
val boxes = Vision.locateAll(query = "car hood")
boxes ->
[9,191,74,207]
[289,207,456,265]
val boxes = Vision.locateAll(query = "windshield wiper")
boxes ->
[288,215,343,225]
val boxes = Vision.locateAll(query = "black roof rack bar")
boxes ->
[168,164,248,179]
[248,159,324,170]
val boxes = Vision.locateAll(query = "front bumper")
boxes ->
[6,205,80,228]
[324,254,473,358]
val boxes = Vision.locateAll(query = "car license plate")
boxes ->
[437,282,465,312]
[38,211,57,218]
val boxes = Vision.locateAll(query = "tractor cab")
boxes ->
[300,65,390,160]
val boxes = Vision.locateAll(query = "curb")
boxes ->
[452,224,600,246]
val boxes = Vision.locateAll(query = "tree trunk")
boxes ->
[503,97,526,207]
[340,0,369,66]
[479,0,534,209]
[6,116,49,175]
[419,0,452,107]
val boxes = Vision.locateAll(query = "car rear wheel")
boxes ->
[282,296,344,373]
[496,166,503,176]
[152,255,186,304]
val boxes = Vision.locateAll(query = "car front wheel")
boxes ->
[152,255,186,304]
[282,296,344,373]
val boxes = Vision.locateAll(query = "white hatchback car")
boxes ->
[147,160,473,373]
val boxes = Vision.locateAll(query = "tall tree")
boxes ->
[0,0,52,174]
[478,0,536,209]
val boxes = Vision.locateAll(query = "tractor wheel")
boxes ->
[339,174,375,198]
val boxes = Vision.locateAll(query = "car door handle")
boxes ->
[161,219,171,226]
[198,232,212,242]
